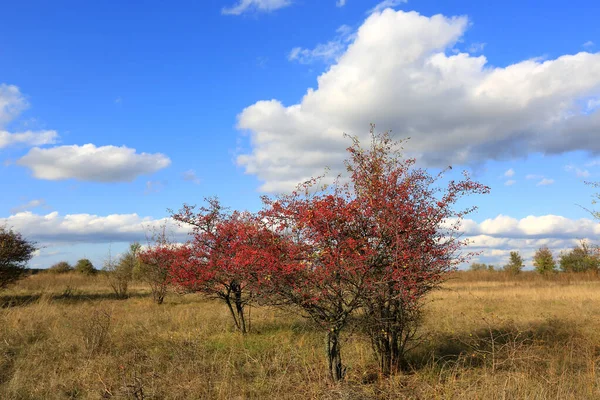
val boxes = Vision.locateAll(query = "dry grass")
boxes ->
[1,271,600,399]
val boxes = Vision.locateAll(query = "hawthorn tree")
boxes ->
[0,226,37,289]
[262,183,371,381]
[137,226,177,304]
[262,128,489,379]
[171,198,281,333]
[342,130,489,375]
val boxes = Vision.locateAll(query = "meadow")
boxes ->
[1,271,600,399]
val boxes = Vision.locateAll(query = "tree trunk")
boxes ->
[232,281,247,334]
[223,295,241,332]
[326,329,344,381]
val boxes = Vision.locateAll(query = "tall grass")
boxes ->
[1,271,600,399]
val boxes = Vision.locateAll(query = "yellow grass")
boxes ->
[1,271,600,399]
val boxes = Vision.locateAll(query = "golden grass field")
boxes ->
[2,271,600,399]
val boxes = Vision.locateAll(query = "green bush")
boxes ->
[48,261,73,274]
[74,259,97,275]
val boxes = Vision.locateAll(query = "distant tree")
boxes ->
[104,243,140,298]
[74,258,97,275]
[533,246,556,274]
[470,262,489,271]
[559,241,600,273]
[48,261,73,274]
[487,264,495,272]
[504,251,524,274]
[0,226,37,289]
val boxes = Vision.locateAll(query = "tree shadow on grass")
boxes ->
[406,317,581,372]
[0,291,151,308]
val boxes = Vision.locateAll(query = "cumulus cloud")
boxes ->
[504,168,515,177]
[455,214,600,239]
[0,211,190,244]
[222,0,292,15]
[504,179,516,186]
[336,0,346,6]
[584,41,595,48]
[17,144,171,182]
[236,9,600,192]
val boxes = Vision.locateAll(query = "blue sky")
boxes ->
[1,0,599,269]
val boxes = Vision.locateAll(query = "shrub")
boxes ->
[104,244,139,298]
[260,127,489,379]
[0,225,37,289]
[74,259,97,275]
[48,261,73,274]
[559,241,600,272]
[470,263,490,271]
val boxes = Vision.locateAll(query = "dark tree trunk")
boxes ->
[326,329,344,381]
[231,281,247,334]
[223,295,242,332]
[223,282,247,334]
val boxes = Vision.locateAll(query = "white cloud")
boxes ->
[336,0,346,7]
[289,25,355,65]
[0,84,27,126]
[504,168,515,177]
[537,178,555,186]
[10,199,46,214]
[236,9,600,192]
[182,169,201,184]
[583,41,595,48]
[504,179,516,186]
[0,211,190,245]
[368,0,408,14]
[0,84,60,150]
[457,214,600,239]
[222,0,292,15]
[0,130,58,149]
[17,144,171,182]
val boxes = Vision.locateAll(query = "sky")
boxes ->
[1,0,600,269]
